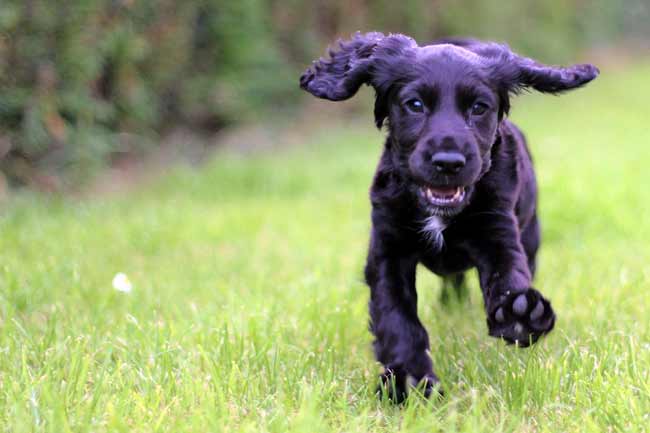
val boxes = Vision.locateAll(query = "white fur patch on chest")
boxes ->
[422,216,447,250]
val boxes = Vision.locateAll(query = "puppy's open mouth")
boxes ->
[419,186,466,207]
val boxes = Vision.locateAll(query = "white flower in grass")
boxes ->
[112,272,133,293]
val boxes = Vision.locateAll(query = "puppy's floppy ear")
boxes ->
[299,32,416,101]
[465,43,599,118]
[485,44,599,94]
[508,56,599,94]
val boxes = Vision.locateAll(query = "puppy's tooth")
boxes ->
[495,307,505,323]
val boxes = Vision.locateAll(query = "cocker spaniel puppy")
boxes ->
[300,32,598,401]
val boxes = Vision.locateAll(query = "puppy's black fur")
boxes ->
[300,33,598,401]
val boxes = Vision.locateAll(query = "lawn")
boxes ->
[1,63,649,433]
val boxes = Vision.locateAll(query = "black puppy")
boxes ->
[299,32,598,401]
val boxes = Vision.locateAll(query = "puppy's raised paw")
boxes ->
[487,288,555,347]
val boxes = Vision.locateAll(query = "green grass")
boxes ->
[2,63,650,433]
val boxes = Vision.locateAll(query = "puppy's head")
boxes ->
[300,33,598,217]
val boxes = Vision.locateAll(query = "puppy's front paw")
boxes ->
[377,368,442,403]
[487,288,555,347]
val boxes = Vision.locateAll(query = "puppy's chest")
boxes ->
[421,216,448,251]
[418,216,474,275]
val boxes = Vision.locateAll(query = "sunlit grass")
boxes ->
[1,63,649,432]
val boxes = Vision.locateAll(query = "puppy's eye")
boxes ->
[471,102,489,116]
[405,99,424,113]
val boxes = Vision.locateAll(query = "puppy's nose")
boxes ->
[432,152,466,174]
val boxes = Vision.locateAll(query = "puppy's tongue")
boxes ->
[428,186,461,198]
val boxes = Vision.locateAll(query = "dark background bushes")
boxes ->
[0,0,648,188]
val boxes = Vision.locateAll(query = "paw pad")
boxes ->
[487,288,555,347]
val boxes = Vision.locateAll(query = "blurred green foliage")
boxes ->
[0,0,648,187]
[0,0,295,186]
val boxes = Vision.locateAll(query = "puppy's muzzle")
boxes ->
[432,152,466,175]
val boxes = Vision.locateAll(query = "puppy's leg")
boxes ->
[440,273,468,305]
[520,214,540,277]
[365,243,440,402]
[469,212,555,346]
